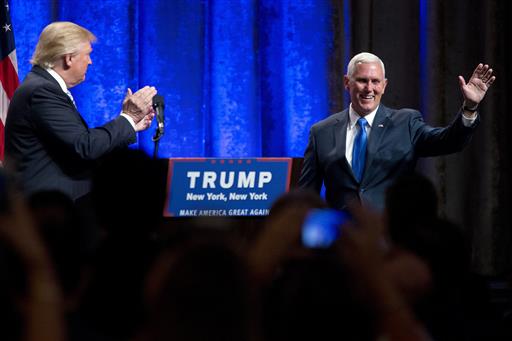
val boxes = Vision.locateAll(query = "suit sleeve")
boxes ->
[298,125,324,193]
[412,110,479,157]
[30,84,136,161]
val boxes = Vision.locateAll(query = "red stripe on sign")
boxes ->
[0,56,20,99]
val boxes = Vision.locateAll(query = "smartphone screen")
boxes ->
[301,209,350,248]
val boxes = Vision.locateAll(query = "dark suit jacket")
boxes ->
[5,66,136,200]
[298,105,479,211]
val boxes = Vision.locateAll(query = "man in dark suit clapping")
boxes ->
[5,21,157,201]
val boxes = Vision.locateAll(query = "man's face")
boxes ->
[343,62,387,116]
[66,42,92,88]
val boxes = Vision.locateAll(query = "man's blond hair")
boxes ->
[31,21,96,68]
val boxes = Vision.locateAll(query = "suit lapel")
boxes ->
[31,66,89,127]
[332,109,355,179]
[362,105,392,184]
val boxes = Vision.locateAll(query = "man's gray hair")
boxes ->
[346,52,386,78]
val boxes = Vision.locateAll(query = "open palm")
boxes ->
[459,64,495,108]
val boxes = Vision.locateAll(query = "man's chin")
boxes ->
[355,105,376,116]
[354,107,372,116]
[68,78,85,89]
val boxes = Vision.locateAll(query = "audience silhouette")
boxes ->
[0,161,510,340]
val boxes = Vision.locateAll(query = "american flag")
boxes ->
[0,0,18,162]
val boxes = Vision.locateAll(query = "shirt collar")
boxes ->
[45,68,69,94]
[348,104,379,129]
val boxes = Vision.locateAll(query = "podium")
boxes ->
[163,157,303,217]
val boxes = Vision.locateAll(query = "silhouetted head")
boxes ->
[91,149,167,235]
[269,189,327,217]
[264,256,376,341]
[143,237,252,341]
[28,190,86,297]
[385,172,439,241]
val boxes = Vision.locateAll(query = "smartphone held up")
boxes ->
[301,208,351,249]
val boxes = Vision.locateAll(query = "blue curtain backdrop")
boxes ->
[10,0,333,158]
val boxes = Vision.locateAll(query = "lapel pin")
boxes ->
[378,124,384,128]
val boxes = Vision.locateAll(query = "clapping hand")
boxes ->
[459,63,495,109]
[134,112,156,132]
[122,86,157,123]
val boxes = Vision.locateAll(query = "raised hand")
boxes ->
[0,188,46,264]
[122,86,157,123]
[458,63,495,109]
[0,180,66,341]
[336,202,431,341]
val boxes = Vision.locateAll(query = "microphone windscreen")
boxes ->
[152,94,165,109]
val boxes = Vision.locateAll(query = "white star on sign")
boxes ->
[3,23,11,32]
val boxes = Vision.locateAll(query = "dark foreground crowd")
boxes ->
[0,149,510,341]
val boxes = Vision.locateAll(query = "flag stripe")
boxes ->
[0,0,18,161]
[0,78,5,160]
[0,119,4,161]
[9,50,17,74]
[0,83,9,122]
[0,52,19,99]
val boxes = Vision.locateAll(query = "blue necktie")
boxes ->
[352,117,368,182]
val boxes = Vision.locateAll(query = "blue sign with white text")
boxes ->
[164,158,292,217]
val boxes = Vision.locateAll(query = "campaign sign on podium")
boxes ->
[164,158,293,217]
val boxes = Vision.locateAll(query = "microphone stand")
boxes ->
[151,95,165,159]
[152,125,164,159]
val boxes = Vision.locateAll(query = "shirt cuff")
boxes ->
[120,112,136,130]
[461,112,478,127]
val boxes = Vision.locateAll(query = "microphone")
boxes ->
[152,95,165,133]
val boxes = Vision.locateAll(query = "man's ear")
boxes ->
[382,78,388,94]
[63,54,73,68]
[343,75,350,90]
